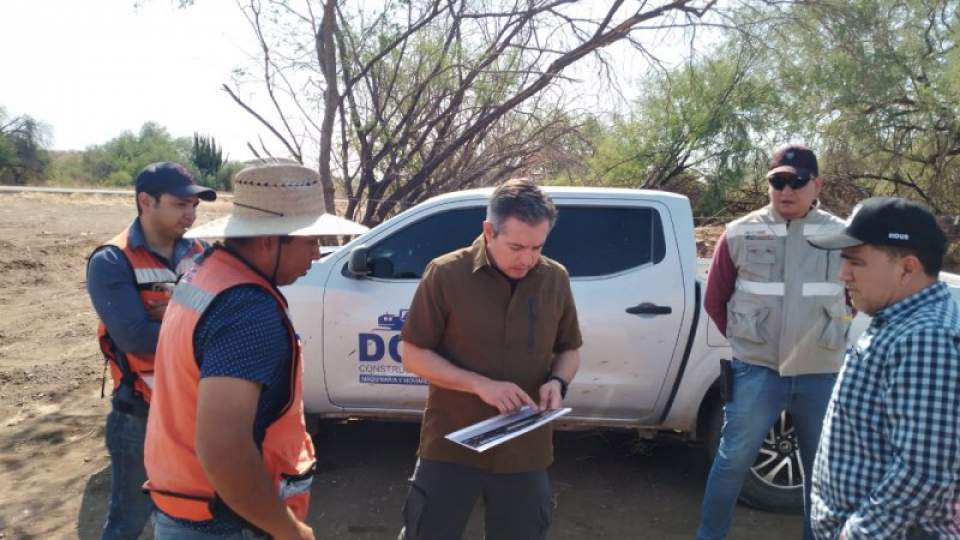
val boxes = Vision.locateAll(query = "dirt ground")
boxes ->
[0,192,801,539]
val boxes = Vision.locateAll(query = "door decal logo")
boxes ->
[357,309,425,385]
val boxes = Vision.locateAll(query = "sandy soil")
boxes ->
[0,192,800,539]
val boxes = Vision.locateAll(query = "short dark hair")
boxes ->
[486,178,557,235]
[876,244,943,277]
[135,191,158,216]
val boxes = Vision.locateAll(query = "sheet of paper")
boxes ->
[444,406,571,453]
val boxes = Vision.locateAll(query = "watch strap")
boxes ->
[547,374,568,399]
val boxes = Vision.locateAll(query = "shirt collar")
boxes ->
[766,202,820,223]
[127,217,196,264]
[469,234,544,277]
[470,234,490,273]
[127,218,149,249]
[873,281,950,327]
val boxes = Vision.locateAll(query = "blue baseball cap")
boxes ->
[766,143,819,181]
[134,162,216,201]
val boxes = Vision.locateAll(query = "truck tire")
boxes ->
[704,404,803,515]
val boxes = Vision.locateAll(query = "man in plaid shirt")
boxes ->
[808,197,960,540]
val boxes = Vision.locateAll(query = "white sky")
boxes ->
[1,0,265,160]
[1,0,707,162]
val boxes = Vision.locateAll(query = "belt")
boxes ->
[112,393,149,418]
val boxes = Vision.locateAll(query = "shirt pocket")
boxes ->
[742,241,777,281]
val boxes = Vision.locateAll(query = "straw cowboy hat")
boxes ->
[185,159,369,239]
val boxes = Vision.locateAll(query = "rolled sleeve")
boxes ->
[842,328,960,538]
[704,232,736,336]
[86,246,160,354]
[553,269,582,353]
[400,262,449,350]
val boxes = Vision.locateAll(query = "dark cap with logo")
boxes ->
[134,162,216,201]
[808,197,946,258]
[766,143,819,181]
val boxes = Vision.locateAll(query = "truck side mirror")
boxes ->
[347,245,371,278]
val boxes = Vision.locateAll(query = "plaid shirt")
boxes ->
[811,282,960,539]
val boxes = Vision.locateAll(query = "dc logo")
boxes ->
[358,310,406,363]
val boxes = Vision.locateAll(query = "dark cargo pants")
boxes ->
[398,459,552,540]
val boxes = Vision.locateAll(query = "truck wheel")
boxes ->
[705,405,803,514]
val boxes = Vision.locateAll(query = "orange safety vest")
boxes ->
[144,247,316,524]
[90,228,204,404]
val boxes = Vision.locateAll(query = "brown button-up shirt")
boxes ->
[401,235,582,473]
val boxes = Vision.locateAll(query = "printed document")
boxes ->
[445,406,571,453]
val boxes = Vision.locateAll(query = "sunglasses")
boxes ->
[768,175,812,191]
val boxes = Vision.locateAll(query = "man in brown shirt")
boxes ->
[398,178,582,540]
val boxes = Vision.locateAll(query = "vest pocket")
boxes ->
[743,243,777,280]
[727,300,770,344]
[818,302,849,351]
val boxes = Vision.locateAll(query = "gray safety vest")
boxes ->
[725,205,850,375]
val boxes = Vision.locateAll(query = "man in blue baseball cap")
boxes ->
[86,162,215,539]
[808,197,960,540]
[698,144,849,540]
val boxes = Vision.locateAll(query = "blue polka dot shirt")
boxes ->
[161,284,292,534]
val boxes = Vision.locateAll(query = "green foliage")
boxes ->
[0,107,50,185]
[210,161,243,192]
[79,122,192,187]
[568,0,960,216]
[739,0,960,212]
[45,122,191,187]
[191,133,224,180]
[0,137,17,170]
[584,49,777,215]
[45,122,240,191]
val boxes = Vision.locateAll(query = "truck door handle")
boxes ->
[626,303,672,316]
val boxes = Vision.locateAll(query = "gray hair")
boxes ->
[486,178,557,235]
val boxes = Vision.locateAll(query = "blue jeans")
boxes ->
[696,359,837,540]
[154,512,269,539]
[102,407,154,540]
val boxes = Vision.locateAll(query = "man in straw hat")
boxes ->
[143,159,367,539]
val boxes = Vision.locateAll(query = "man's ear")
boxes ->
[482,220,495,241]
[900,254,924,282]
[258,236,279,251]
[137,191,155,213]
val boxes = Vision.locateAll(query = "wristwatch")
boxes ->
[547,374,568,399]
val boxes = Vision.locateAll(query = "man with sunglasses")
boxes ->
[697,144,850,540]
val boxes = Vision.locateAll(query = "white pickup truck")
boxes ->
[284,186,959,514]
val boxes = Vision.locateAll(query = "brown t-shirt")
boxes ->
[401,235,582,473]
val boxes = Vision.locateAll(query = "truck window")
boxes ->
[365,204,665,280]
[543,206,666,277]
[366,207,486,279]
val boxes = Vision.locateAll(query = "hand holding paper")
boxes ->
[445,406,571,453]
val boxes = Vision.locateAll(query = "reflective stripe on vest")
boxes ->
[736,279,785,295]
[134,267,178,285]
[91,228,204,403]
[738,280,846,297]
[802,282,845,296]
[724,205,849,376]
[144,248,316,523]
[727,222,840,239]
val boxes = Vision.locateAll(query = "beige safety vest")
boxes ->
[725,205,850,375]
